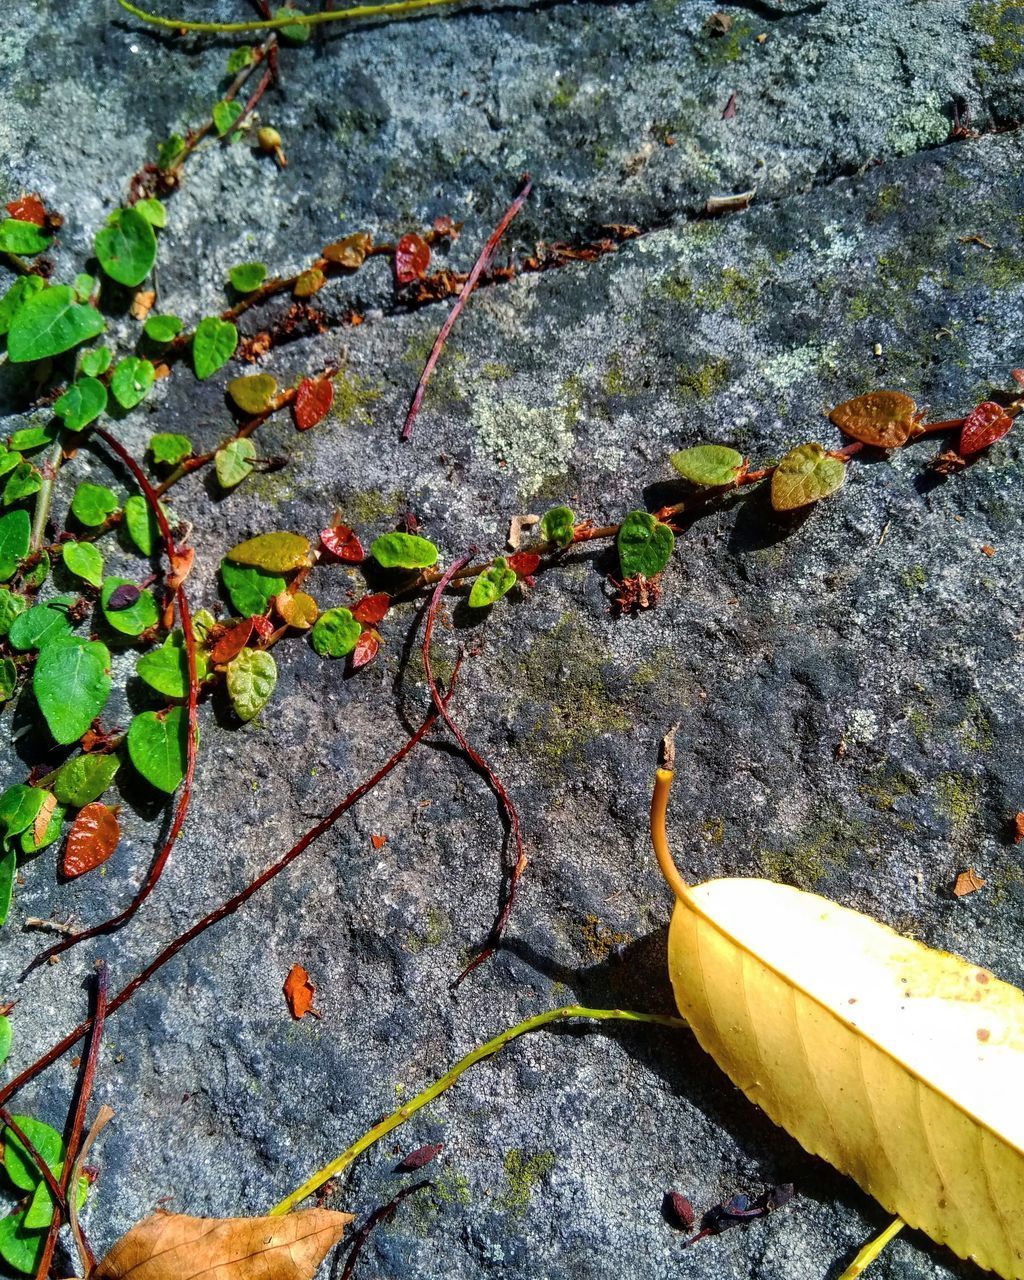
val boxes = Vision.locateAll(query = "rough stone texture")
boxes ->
[2,1,1024,1278]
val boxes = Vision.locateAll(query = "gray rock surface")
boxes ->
[2,0,1024,1277]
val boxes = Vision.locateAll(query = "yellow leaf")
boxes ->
[652,758,1024,1279]
[227,373,278,416]
[771,442,847,511]
[93,1208,353,1280]
[226,532,311,572]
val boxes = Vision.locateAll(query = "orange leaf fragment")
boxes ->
[394,232,431,285]
[284,964,320,1020]
[829,391,921,449]
[93,1208,353,1280]
[953,868,986,897]
[370,833,387,850]
[131,289,156,321]
[322,231,372,269]
[33,791,57,845]
[293,377,334,431]
[167,546,195,592]
[62,804,120,879]
[1013,812,1024,844]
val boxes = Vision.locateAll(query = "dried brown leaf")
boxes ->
[953,868,985,897]
[93,1208,353,1280]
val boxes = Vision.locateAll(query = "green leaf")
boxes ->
[70,482,119,527]
[215,438,256,489]
[274,4,311,41]
[149,432,192,467]
[192,316,238,380]
[212,98,244,137]
[54,753,120,808]
[23,1172,88,1231]
[0,1015,10,1068]
[0,785,48,837]
[6,284,105,363]
[227,373,277,414]
[540,505,575,548]
[226,531,310,572]
[54,376,107,431]
[311,607,361,657]
[136,632,207,699]
[191,608,217,645]
[771,442,847,511]
[0,1210,48,1275]
[0,275,44,336]
[0,453,19,480]
[143,314,182,344]
[61,541,104,588]
[20,801,64,854]
[226,648,277,721]
[0,850,14,928]
[78,345,112,377]
[3,1116,62,1191]
[8,598,73,651]
[110,356,155,409]
[123,494,156,555]
[0,510,30,581]
[228,261,268,293]
[617,510,674,579]
[134,197,167,228]
[33,638,112,745]
[670,443,745,487]
[157,134,186,170]
[220,560,285,615]
[127,706,189,793]
[2,463,40,506]
[8,423,55,452]
[72,273,96,302]
[370,532,438,570]
[0,589,25,637]
[226,44,254,74]
[20,558,47,591]
[100,576,159,637]
[0,219,51,256]
[94,206,157,288]
[468,557,517,607]
[0,658,17,702]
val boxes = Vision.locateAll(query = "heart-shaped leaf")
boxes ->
[127,706,190,793]
[227,648,278,721]
[828,391,919,448]
[70,482,119,527]
[617,511,674,578]
[227,531,311,572]
[771,442,847,511]
[221,560,286,616]
[293,377,334,430]
[54,753,120,808]
[136,632,207,699]
[671,443,744,487]
[143,314,182,344]
[370,532,438,570]
[469,557,517,607]
[192,316,238,381]
[311,607,361,658]
[9,598,74,651]
[34,638,112,744]
[215,438,257,490]
[110,356,156,409]
[540,505,575,548]
[320,524,363,562]
[94,207,157,288]
[54,376,108,431]
[79,345,112,377]
[62,803,120,878]
[149,433,192,467]
[7,284,105,363]
[100,577,159,637]
[960,401,1014,456]
[61,540,104,587]
[228,261,267,293]
[227,373,278,415]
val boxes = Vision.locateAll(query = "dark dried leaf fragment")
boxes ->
[396,1142,443,1172]
[665,1191,695,1230]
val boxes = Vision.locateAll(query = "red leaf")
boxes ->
[283,963,320,1019]
[209,617,255,664]
[320,524,364,563]
[370,833,388,850]
[293,377,335,431]
[397,1142,443,1172]
[62,804,120,879]
[666,1191,695,1230]
[352,592,390,625]
[6,194,46,227]
[508,551,541,576]
[959,401,1013,456]
[394,233,431,285]
[251,613,275,641]
[351,629,380,670]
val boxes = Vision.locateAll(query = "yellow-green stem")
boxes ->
[117,0,466,33]
[269,1004,686,1216]
[838,1218,905,1278]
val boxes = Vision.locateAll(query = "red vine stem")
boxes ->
[421,557,527,984]
[24,430,200,973]
[401,175,532,441]
[33,962,107,1280]
[0,680,460,1110]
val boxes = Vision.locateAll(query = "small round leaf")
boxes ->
[468,557,517,607]
[370,532,438,570]
[127,706,190,793]
[617,511,674,579]
[311,607,361,657]
[670,443,744,487]
[54,377,107,431]
[94,207,157,288]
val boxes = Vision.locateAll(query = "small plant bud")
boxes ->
[257,126,287,168]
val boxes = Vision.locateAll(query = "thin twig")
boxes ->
[402,176,532,441]
[421,557,527,983]
[339,1182,432,1280]
[68,1105,114,1277]
[117,0,467,33]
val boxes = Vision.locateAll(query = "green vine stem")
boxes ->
[838,1217,905,1278]
[269,1004,686,1217]
[29,437,65,553]
[116,0,466,34]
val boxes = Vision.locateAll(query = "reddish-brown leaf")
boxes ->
[508,551,541,577]
[397,1142,443,1171]
[953,868,985,897]
[322,231,373,269]
[166,546,195,592]
[1014,812,1024,844]
[210,617,255,664]
[251,613,275,641]
[293,377,334,431]
[283,964,320,1019]
[351,629,380,670]
[828,391,920,448]
[394,233,431,285]
[370,833,387,850]
[959,401,1013,456]
[320,524,364,562]
[62,804,120,879]
[666,1191,695,1230]
[352,593,390,625]
[6,194,46,226]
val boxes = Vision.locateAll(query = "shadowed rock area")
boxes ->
[1,0,1023,1277]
